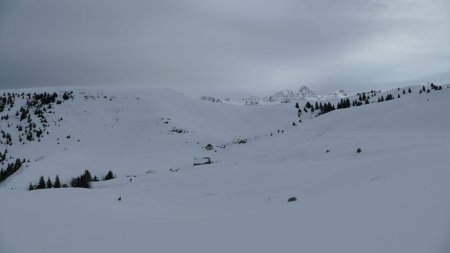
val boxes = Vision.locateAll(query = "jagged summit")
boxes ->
[328,89,348,99]
[297,85,319,100]
[204,85,347,105]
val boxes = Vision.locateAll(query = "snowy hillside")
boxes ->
[1,84,450,253]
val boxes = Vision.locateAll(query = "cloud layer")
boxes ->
[1,0,449,96]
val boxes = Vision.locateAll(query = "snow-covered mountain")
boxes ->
[205,85,348,105]
[328,89,348,99]
[1,83,450,253]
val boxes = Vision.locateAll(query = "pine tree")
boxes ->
[28,182,34,191]
[83,170,92,182]
[295,102,299,109]
[104,170,115,181]
[36,176,46,189]
[408,88,411,93]
[54,175,61,188]
[46,177,53,188]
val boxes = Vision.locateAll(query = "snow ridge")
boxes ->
[203,85,348,105]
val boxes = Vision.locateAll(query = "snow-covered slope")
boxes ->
[1,84,450,253]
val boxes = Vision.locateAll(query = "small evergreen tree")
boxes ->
[36,176,46,189]
[46,177,53,188]
[104,170,115,181]
[28,182,34,191]
[356,148,362,153]
[83,170,92,182]
[295,102,299,109]
[54,175,61,188]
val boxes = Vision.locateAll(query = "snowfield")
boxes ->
[1,85,450,253]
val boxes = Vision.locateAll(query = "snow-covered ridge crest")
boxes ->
[202,85,347,105]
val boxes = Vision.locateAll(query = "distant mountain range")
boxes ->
[201,85,348,105]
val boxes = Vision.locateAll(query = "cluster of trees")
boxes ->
[0,158,24,184]
[27,92,59,107]
[357,92,370,102]
[0,149,6,163]
[337,98,351,109]
[430,83,443,91]
[376,93,395,102]
[419,83,442,94]
[70,170,116,188]
[29,170,115,190]
[0,130,12,145]
[29,175,62,190]
[295,101,336,116]
[0,91,74,147]
[401,88,412,94]
[62,91,73,100]
[0,92,17,113]
[319,102,336,115]
[70,170,96,188]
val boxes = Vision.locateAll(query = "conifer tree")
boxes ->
[104,170,115,181]
[83,170,92,182]
[46,177,53,188]
[36,176,46,189]
[54,175,61,188]
[28,182,34,191]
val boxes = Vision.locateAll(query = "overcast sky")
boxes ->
[1,0,449,97]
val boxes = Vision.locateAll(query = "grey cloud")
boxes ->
[0,0,449,97]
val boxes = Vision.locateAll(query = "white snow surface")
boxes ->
[1,85,450,253]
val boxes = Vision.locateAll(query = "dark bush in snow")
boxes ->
[104,170,115,181]
[36,176,46,189]
[71,170,93,188]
